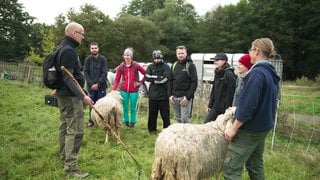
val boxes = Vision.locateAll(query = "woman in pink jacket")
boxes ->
[112,48,146,128]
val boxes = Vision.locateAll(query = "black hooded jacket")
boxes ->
[168,56,198,100]
[208,66,236,111]
[145,61,171,100]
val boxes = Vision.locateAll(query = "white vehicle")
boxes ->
[191,53,245,84]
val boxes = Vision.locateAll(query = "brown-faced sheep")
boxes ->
[91,90,122,144]
[151,107,236,180]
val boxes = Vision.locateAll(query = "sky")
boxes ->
[18,0,239,25]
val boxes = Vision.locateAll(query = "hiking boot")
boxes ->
[125,122,130,129]
[65,169,90,178]
[129,123,135,128]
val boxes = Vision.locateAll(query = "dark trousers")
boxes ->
[223,129,269,180]
[148,99,170,132]
[88,90,106,123]
[56,96,84,171]
[204,107,224,123]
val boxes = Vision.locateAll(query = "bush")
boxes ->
[295,76,312,86]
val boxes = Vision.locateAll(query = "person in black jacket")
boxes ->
[55,22,93,178]
[145,50,171,134]
[204,53,236,123]
[168,45,198,123]
[84,42,108,127]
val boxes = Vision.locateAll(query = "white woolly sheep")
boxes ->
[151,107,236,180]
[91,90,122,144]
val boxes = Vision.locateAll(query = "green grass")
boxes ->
[280,82,320,116]
[0,79,319,179]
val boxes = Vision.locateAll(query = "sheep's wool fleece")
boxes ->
[151,107,235,180]
[91,91,122,142]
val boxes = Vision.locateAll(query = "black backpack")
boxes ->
[42,45,66,89]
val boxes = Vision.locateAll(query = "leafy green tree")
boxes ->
[27,47,42,65]
[113,13,164,64]
[149,0,197,61]
[193,0,319,79]
[7,0,320,79]
[284,0,320,79]
[40,26,59,57]
[301,0,320,78]
[64,4,116,66]
[190,4,236,53]
[122,0,165,17]
[0,0,34,61]
[25,24,57,65]
[28,23,45,56]
[248,0,320,79]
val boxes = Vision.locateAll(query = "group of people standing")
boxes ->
[87,44,199,134]
[54,21,280,179]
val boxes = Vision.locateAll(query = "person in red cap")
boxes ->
[232,54,253,107]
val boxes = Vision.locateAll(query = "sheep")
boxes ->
[151,107,236,180]
[91,90,122,144]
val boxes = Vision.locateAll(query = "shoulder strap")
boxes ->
[120,63,124,74]
[132,61,139,81]
[172,61,178,74]
[223,68,236,85]
[55,45,69,69]
[186,61,190,76]
[120,61,139,81]
[172,61,190,76]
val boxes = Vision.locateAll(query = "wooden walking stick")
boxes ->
[60,66,143,175]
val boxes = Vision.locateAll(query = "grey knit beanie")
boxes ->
[124,48,133,58]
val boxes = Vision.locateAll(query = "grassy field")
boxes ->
[0,79,319,179]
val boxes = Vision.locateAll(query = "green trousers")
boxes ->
[57,96,84,171]
[223,129,269,180]
[120,91,139,125]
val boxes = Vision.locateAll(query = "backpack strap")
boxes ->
[55,45,69,70]
[132,61,139,81]
[172,61,190,76]
[223,68,236,85]
[120,61,139,81]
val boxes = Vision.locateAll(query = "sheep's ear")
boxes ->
[227,107,236,118]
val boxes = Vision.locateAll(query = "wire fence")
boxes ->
[192,89,320,147]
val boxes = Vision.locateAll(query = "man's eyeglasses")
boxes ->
[75,31,85,38]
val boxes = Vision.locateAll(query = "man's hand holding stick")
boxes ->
[60,66,142,172]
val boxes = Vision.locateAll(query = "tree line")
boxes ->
[1,0,319,80]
